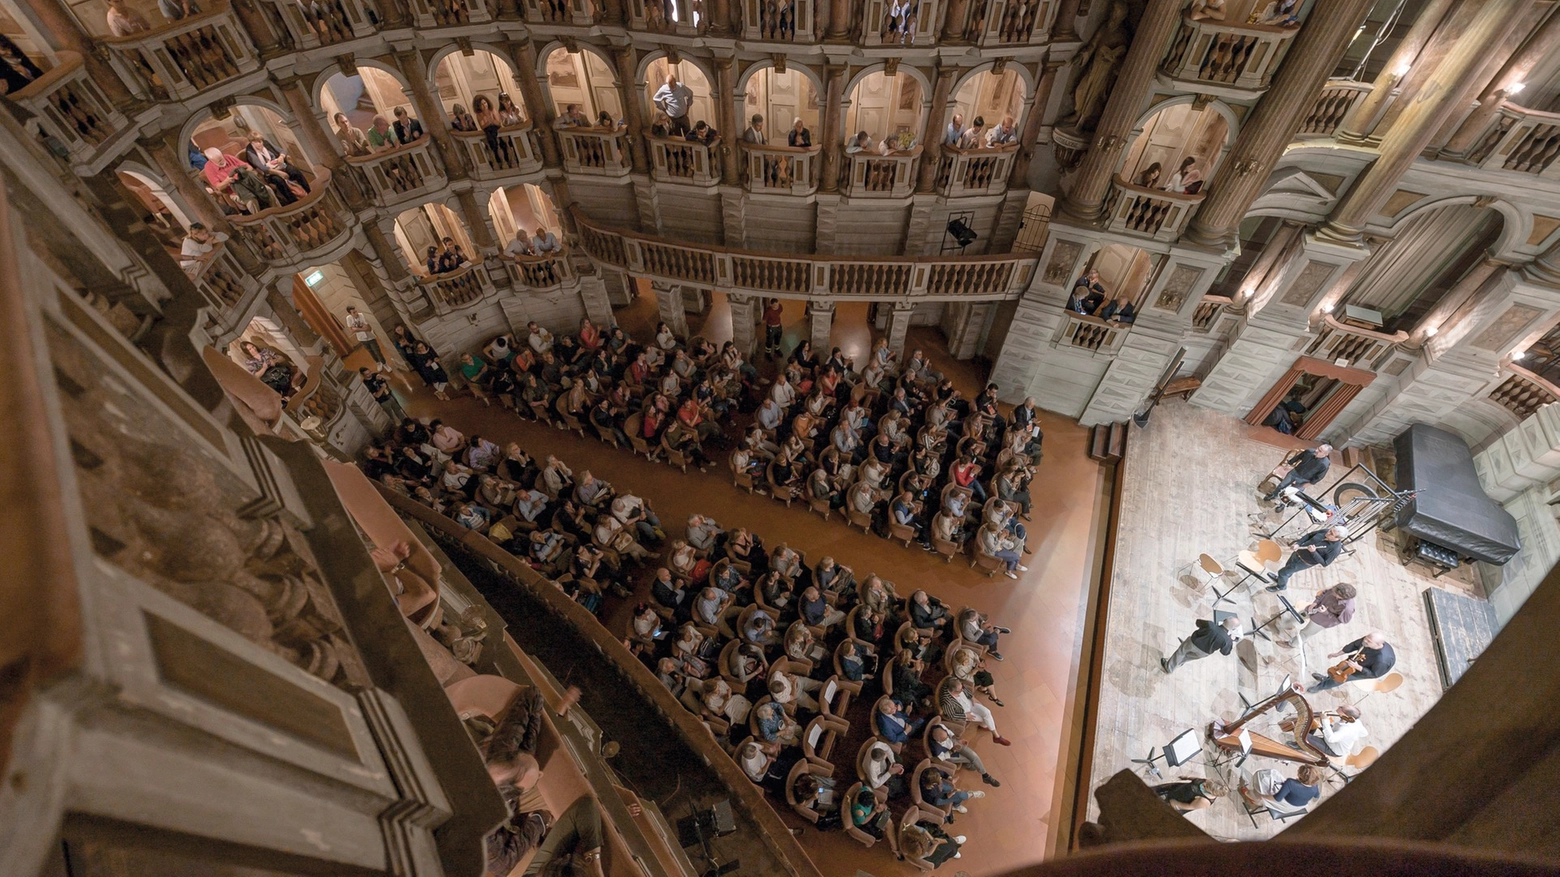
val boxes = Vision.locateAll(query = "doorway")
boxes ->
[1245,355,1375,441]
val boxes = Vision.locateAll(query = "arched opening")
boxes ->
[188,104,315,215]
[433,49,527,126]
[1339,203,1505,334]
[116,168,190,246]
[1121,102,1230,192]
[948,68,1027,147]
[319,68,419,153]
[643,56,715,133]
[844,71,924,149]
[1068,243,1154,317]
[394,203,476,277]
[228,314,308,400]
[487,183,561,248]
[741,66,821,144]
[542,47,621,122]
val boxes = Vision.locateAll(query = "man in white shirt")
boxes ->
[1308,705,1368,757]
[527,321,554,354]
[770,373,796,408]
[611,493,665,544]
[943,113,965,147]
[344,305,386,369]
[178,223,227,275]
[653,73,695,136]
[986,114,1018,146]
[864,740,904,793]
[505,228,534,259]
[530,227,562,254]
[686,514,722,552]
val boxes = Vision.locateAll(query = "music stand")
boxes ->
[1131,728,1200,779]
[1251,595,1305,642]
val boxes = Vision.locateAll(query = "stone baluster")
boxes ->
[1009,58,1063,187]
[1441,10,1560,158]
[1319,0,1528,243]
[394,50,467,181]
[1048,0,1080,41]
[24,0,135,104]
[708,0,732,33]
[714,57,740,185]
[917,66,958,192]
[509,40,562,168]
[827,0,852,39]
[597,0,625,23]
[1059,0,1184,222]
[1184,0,1375,248]
[228,0,282,55]
[941,0,969,41]
[818,64,847,193]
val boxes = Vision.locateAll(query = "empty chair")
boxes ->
[444,673,524,721]
[802,714,849,768]
[931,534,962,563]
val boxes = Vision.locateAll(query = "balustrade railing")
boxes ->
[1060,311,1126,353]
[10,52,127,170]
[283,356,347,444]
[187,242,260,322]
[860,0,938,45]
[227,170,353,267]
[522,0,594,24]
[406,0,490,26]
[344,138,446,205]
[1104,176,1203,241]
[1160,16,1296,91]
[1191,294,1232,332]
[557,128,633,177]
[843,147,921,198]
[570,206,1036,301]
[103,1,259,101]
[261,0,374,47]
[1489,363,1560,421]
[1298,79,1370,139]
[453,127,542,181]
[743,0,815,40]
[1305,314,1405,371]
[505,253,572,290]
[935,145,1017,197]
[419,262,493,311]
[741,143,820,195]
[1466,103,1560,177]
[648,136,719,185]
[973,0,1052,46]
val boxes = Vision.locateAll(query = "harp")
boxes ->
[1212,687,1330,767]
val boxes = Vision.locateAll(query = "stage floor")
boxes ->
[1088,399,1479,840]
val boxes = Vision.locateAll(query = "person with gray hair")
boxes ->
[1269,525,1347,592]
[1160,615,1242,673]
[1264,443,1333,503]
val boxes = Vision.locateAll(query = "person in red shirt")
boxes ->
[762,298,785,359]
[642,405,665,441]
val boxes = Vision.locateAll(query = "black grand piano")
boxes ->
[1391,424,1521,572]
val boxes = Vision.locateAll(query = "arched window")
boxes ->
[844,71,924,150]
[741,66,821,144]
[395,203,477,277]
[948,68,1027,148]
[1121,102,1229,192]
[643,56,715,134]
[434,49,527,126]
[318,67,427,154]
[543,47,621,123]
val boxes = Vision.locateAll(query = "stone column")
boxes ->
[146,135,228,233]
[884,300,914,357]
[23,0,134,103]
[280,78,367,211]
[1009,59,1063,187]
[1337,0,1457,144]
[1049,0,1081,41]
[267,283,322,352]
[810,300,835,352]
[1442,10,1560,157]
[1059,0,1184,221]
[510,41,562,167]
[728,293,757,356]
[1320,0,1527,243]
[828,0,852,39]
[941,0,969,42]
[917,67,957,192]
[456,190,499,252]
[394,50,467,181]
[1409,257,1509,347]
[714,57,741,185]
[364,221,412,283]
[818,64,847,193]
[708,0,733,34]
[610,46,649,174]
[1184,0,1375,248]
[652,281,690,338]
[228,1,281,55]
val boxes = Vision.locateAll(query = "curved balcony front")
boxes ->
[742,0,815,41]
[103,1,260,102]
[505,253,573,291]
[647,135,720,186]
[741,142,820,196]
[419,261,495,312]
[345,138,448,208]
[842,146,921,198]
[454,126,545,183]
[1105,175,1204,242]
[187,241,264,336]
[557,128,634,177]
[10,51,130,174]
[228,169,354,271]
[935,143,1018,198]
[1466,103,1560,178]
[259,0,376,48]
[1159,15,1297,96]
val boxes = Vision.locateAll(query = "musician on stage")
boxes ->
[1267,526,1346,592]
[1305,704,1368,757]
[1160,615,1242,674]
[1262,444,1332,504]
[1278,583,1357,647]
[1308,631,1394,693]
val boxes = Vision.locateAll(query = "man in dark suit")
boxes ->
[243,130,310,196]
[1068,270,1107,314]
[1263,444,1332,502]
[1161,616,1241,673]
[1269,525,1347,591]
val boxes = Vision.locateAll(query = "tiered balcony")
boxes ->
[1191,294,1232,332]
[741,143,820,195]
[860,0,938,45]
[187,242,262,332]
[973,0,1053,47]
[454,126,543,182]
[504,253,573,290]
[1104,175,1203,241]
[742,0,815,41]
[345,138,447,207]
[1298,79,1371,139]
[1059,311,1127,354]
[103,1,259,101]
[625,0,699,34]
[557,128,633,177]
[648,136,720,186]
[521,0,595,24]
[1159,16,1296,94]
[935,144,1017,197]
[406,0,491,26]
[227,170,353,269]
[1305,314,1406,372]
[1465,103,1560,177]
[419,262,495,312]
[1488,363,1560,421]
[260,0,375,48]
[9,52,128,172]
[842,147,921,198]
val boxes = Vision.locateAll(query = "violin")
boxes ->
[1327,646,1368,683]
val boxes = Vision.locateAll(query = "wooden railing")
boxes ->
[742,0,815,40]
[741,143,820,195]
[647,135,719,185]
[935,144,1018,197]
[860,0,938,45]
[260,0,374,47]
[9,52,127,170]
[570,206,1036,301]
[1298,79,1370,139]
[453,127,542,181]
[1489,363,1560,421]
[1191,294,1232,332]
[1305,314,1406,371]
[1160,16,1296,91]
[227,169,353,267]
[522,0,594,24]
[1466,103,1560,177]
[103,1,259,101]
[1104,176,1204,242]
[557,128,633,177]
[406,0,490,25]
[344,138,446,206]
[843,147,921,198]
[418,261,492,311]
[504,253,572,290]
[1060,311,1127,353]
[974,0,1053,46]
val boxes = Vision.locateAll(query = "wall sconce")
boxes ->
[1232,157,1263,177]
[1425,325,1439,337]
[1321,302,1334,313]
[1392,60,1411,80]
[1507,81,1527,96]
[1095,134,1125,152]
[1514,349,1527,361]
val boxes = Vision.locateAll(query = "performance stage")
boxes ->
[1085,399,1486,840]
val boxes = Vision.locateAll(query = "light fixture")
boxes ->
[1392,60,1412,79]
[1321,302,1335,313]
[1425,325,1439,337]
[1508,81,1527,96]
[1514,349,1527,360]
